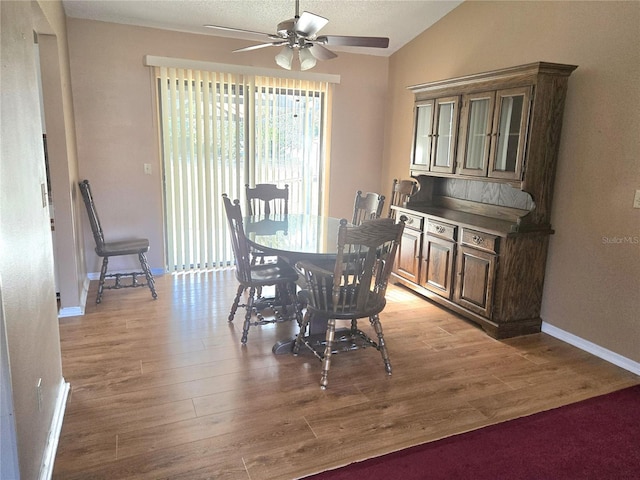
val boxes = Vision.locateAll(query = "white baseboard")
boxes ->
[39,379,70,480]
[541,322,640,376]
[57,306,83,317]
[57,276,89,318]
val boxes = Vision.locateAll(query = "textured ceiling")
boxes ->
[62,0,463,56]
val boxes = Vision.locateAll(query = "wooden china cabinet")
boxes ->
[392,62,577,339]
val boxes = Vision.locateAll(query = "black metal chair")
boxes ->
[352,190,385,226]
[294,216,406,389]
[222,194,300,345]
[78,180,157,304]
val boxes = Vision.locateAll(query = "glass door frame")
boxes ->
[457,91,496,177]
[488,86,531,180]
[429,96,460,174]
[410,99,435,172]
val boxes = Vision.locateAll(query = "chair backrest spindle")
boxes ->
[246,184,289,216]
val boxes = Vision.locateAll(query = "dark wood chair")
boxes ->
[245,183,289,216]
[388,178,418,217]
[293,216,406,389]
[78,180,157,304]
[245,183,289,266]
[222,194,300,345]
[352,190,385,226]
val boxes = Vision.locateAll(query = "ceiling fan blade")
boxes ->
[233,41,287,53]
[316,35,390,48]
[308,44,338,61]
[204,24,270,37]
[295,11,329,37]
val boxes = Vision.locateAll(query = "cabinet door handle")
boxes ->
[435,225,445,234]
[472,235,484,245]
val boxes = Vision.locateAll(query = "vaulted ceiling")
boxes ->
[62,0,463,56]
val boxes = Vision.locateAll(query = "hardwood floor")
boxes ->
[54,270,639,479]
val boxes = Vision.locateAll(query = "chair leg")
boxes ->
[320,318,336,389]
[241,286,256,345]
[96,257,109,304]
[293,309,311,355]
[289,282,304,328]
[370,314,392,375]
[138,252,157,299]
[229,284,244,322]
[280,281,297,322]
[350,318,358,333]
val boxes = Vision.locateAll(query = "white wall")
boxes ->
[1,282,20,480]
[1,1,69,478]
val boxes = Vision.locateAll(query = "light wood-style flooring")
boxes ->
[54,270,639,479]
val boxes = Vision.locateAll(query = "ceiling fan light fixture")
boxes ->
[298,48,317,71]
[206,0,390,71]
[275,46,294,70]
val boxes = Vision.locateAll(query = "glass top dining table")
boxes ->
[243,213,346,354]
[243,213,345,264]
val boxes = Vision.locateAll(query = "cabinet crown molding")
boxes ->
[408,61,578,95]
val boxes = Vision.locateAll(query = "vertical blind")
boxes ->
[157,66,332,272]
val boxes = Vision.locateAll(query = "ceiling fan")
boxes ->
[204,0,389,71]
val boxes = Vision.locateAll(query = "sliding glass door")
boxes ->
[157,67,330,271]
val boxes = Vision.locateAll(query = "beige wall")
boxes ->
[1,1,70,478]
[39,32,87,312]
[1,0,636,476]
[66,18,389,273]
[384,1,640,362]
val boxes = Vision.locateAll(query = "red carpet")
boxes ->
[305,384,640,480]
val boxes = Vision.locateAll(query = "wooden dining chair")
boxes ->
[388,178,418,217]
[245,183,290,266]
[78,180,157,304]
[293,216,406,389]
[245,183,289,215]
[222,194,300,345]
[352,191,385,226]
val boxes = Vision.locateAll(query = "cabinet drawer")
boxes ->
[460,228,499,253]
[426,220,456,241]
[399,212,424,231]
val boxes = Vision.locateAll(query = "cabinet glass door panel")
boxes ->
[457,92,495,176]
[411,101,434,170]
[430,96,459,174]
[489,87,531,180]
